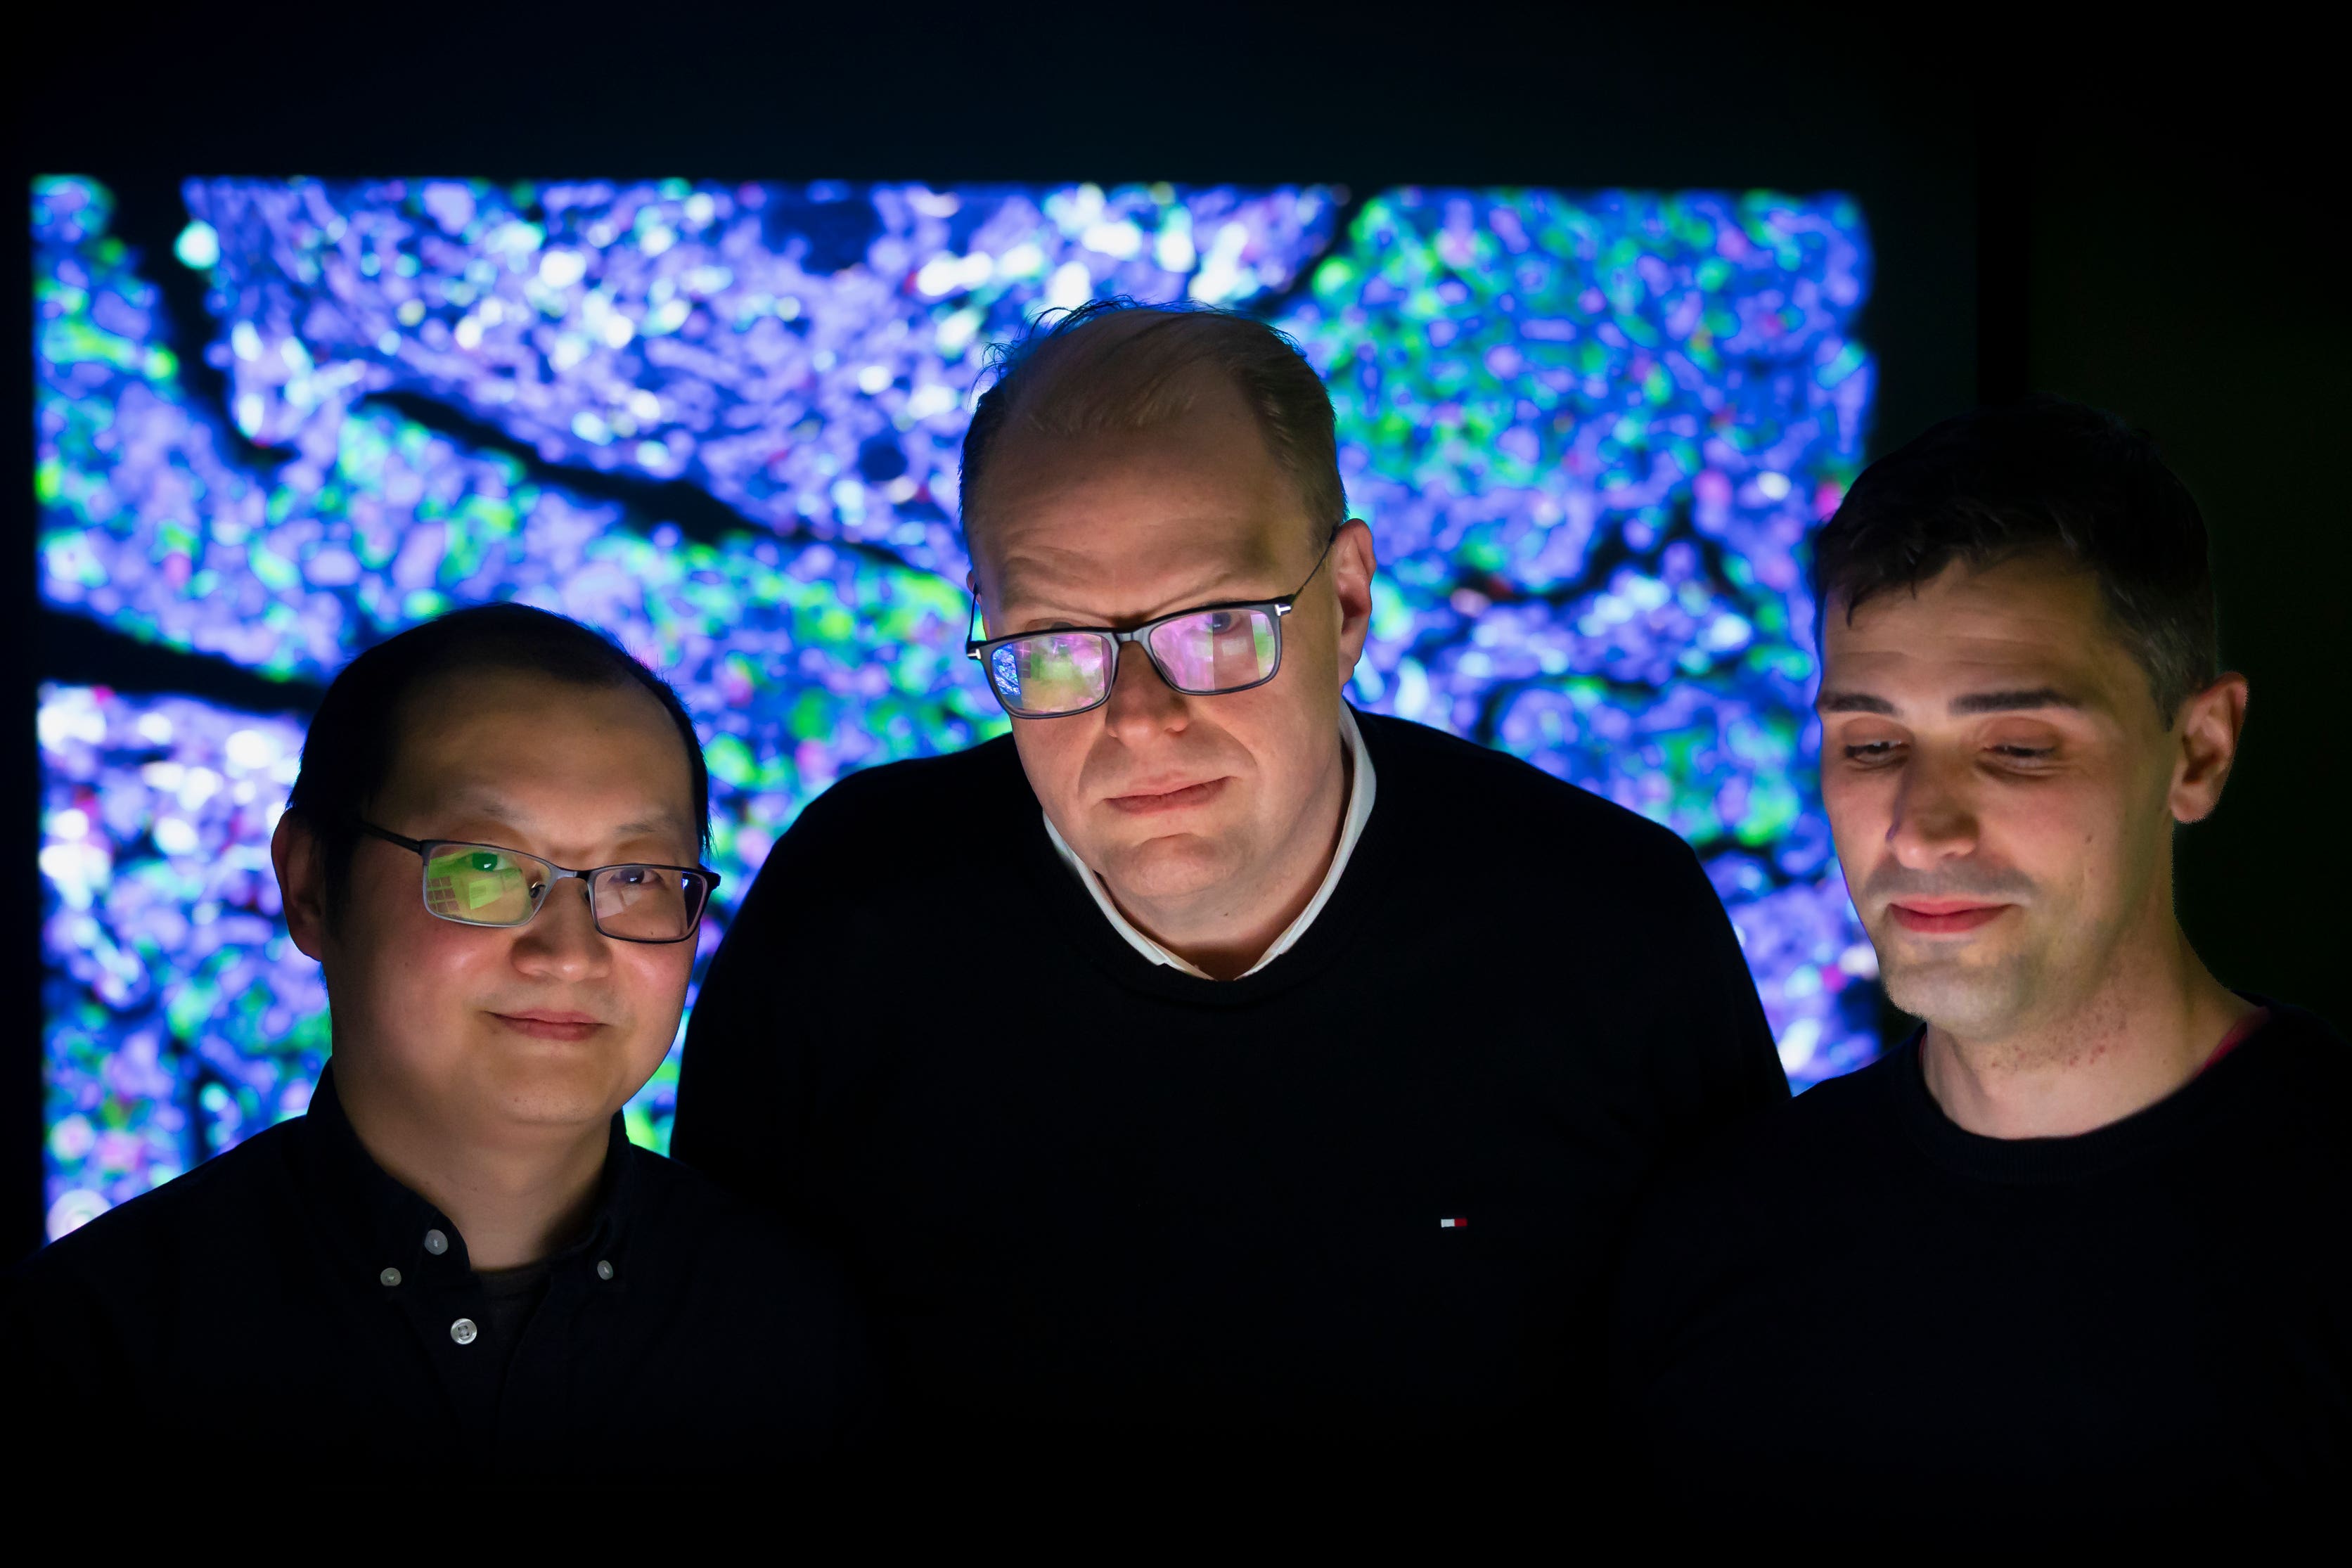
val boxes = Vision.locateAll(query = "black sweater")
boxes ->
[1612,1005,2352,1527]
[674,709,1786,1467]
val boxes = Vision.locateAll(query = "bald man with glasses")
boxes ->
[676,302,1787,1483]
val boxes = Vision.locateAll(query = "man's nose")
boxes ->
[1884,750,1980,868]
[1100,639,1189,740]
[510,880,613,981]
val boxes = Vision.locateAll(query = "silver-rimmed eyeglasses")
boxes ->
[359,822,721,945]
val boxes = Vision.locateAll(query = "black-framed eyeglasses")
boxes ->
[965,533,1337,719]
[358,822,721,945]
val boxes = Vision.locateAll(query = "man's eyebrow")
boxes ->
[1948,686,2081,715]
[1817,691,1897,715]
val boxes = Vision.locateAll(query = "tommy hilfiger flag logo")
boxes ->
[1439,1217,1469,1228]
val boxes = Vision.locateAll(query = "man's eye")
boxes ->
[1842,741,1903,764]
[1991,745,2055,761]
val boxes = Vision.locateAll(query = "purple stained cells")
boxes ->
[35,171,1880,1236]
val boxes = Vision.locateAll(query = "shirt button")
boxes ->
[596,1260,615,1281]
[424,1229,449,1256]
[379,1267,402,1287]
[450,1318,478,1346]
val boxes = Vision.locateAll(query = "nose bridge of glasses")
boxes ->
[532,866,603,927]
[1117,624,1190,698]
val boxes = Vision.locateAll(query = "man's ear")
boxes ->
[1331,518,1378,686]
[271,811,333,961]
[2170,671,2250,825]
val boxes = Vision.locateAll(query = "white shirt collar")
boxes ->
[1041,707,1378,980]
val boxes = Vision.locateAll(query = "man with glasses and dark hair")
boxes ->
[676,301,1787,1479]
[1612,398,2351,1525]
[5,604,875,1474]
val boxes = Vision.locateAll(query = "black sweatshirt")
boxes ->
[674,709,1787,1469]
[1611,1005,2352,1528]
[3,1065,878,1476]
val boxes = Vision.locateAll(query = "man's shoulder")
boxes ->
[1612,1053,1909,1340]
[11,1119,302,1293]
[2257,1001,2352,1070]
[1652,1048,1908,1211]
[805,735,1024,825]
[774,737,1027,880]
[1356,709,1698,870]
[2229,1002,2352,1141]
[624,1146,858,1294]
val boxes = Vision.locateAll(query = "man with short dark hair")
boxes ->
[6,604,875,1474]
[1612,397,2351,1523]
[676,301,1787,1475]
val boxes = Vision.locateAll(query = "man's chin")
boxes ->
[1098,835,1242,908]
[479,1082,630,1133]
[1880,953,2037,1040]
[468,1044,643,1126]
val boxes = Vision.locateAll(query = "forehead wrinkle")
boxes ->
[990,520,1287,619]
[422,783,692,843]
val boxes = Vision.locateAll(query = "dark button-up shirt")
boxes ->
[5,1067,877,1475]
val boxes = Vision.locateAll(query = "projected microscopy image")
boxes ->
[178,179,1339,579]
[35,172,1881,1235]
[37,688,318,1238]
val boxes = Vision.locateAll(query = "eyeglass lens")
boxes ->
[1149,608,1280,693]
[987,634,1110,716]
[985,606,1281,716]
[421,844,705,942]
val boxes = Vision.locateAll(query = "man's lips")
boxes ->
[489,1010,605,1041]
[1887,900,2012,935]
[1103,778,1227,816]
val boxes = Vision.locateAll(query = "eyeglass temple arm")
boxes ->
[358,821,428,854]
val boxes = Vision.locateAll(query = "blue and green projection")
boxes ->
[34,175,1879,1240]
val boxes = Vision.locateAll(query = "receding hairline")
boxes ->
[959,305,1344,550]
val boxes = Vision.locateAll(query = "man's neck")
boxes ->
[1110,728,1352,982]
[334,1062,609,1270]
[1920,925,2256,1140]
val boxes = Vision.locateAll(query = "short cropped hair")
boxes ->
[960,299,1346,550]
[285,603,709,920]
[1813,395,2218,722]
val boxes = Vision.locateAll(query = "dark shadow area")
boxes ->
[1990,46,2344,1029]
[39,610,328,714]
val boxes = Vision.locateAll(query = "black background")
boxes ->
[6,4,2339,1259]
